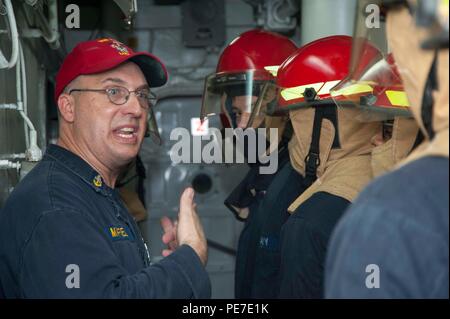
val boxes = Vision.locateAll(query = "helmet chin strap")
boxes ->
[421,51,438,140]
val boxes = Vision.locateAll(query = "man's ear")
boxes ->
[57,93,75,123]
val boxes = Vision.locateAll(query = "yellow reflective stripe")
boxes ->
[330,83,373,97]
[439,0,449,22]
[280,82,324,101]
[317,80,341,95]
[386,90,410,107]
[264,65,280,76]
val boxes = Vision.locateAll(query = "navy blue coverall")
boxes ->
[325,157,449,298]
[227,124,306,298]
[0,145,211,298]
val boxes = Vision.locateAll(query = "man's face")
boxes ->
[230,85,277,129]
[231,95,257,128]
[70,62,148,169]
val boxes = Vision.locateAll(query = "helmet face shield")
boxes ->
[330,0,413,121]
[145,107,162,145]
[201,70,278,128]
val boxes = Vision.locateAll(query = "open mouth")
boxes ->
[113,126,139,143]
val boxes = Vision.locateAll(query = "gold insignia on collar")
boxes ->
[93,175,103,187]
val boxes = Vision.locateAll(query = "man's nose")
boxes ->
[237,112,250,128]
[122,94,144,117]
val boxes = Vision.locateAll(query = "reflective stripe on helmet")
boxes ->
[386,90,410,107]
[264,65,280,76]
[280,82,324,101]
[281,80,351,101]
[330,83,373,97]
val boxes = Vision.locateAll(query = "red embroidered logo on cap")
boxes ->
[97,38,130,56]
[111,42,130,56]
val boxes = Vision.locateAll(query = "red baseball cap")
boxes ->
[55,38,168,102]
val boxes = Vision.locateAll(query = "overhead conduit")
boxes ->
[0,0,42,172]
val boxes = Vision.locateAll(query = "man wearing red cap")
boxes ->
[0,38,210,298]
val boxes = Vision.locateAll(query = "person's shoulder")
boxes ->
[1,156,91,219]
[2,160,54,212]
[0,160,55,247]
[342,156,449,234]
[381,156,447,187]
[363,156,448,206]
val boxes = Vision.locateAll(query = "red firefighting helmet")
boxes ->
[201,29,297,128]
[274,35,411,121]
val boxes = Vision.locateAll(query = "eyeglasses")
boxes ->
[69,86,158,109]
